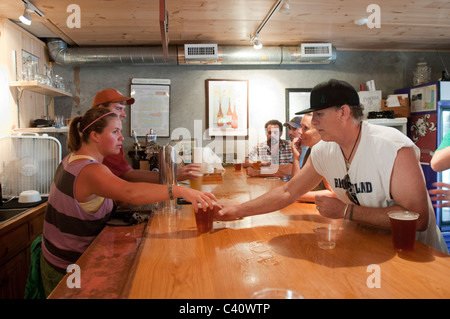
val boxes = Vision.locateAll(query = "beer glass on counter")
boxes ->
[387,211,419,251]
[193,203,214,233]
[189,174,203,190]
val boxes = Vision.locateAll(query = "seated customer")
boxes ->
[291,113,335,202]
[40,108,217,297]
[216,78,447,253]
[283,116,308,166]
[244,119,293,180]
[429,130,450,207]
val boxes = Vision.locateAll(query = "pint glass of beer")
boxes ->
[387,211,419,252]
[193,203,214,233]
[189,173,203,190]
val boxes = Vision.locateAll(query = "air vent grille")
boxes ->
[187,46,215,56]
[184,44,218,60]
[301,43,332,58]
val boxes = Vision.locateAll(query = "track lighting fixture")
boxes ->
[250,0,290,49]
[253,39,263,50]
[19,8,32,25]
[18,0,45,25]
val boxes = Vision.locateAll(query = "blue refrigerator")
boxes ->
[395,81,450,247]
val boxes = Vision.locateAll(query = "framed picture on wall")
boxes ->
[285,88,312,120]
[285,88,312,140]
[205,79,249,137]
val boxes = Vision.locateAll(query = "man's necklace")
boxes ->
[341,123,361,170]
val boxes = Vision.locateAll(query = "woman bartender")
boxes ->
[40,107,216,296]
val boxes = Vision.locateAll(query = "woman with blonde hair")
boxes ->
[291,113,335,202]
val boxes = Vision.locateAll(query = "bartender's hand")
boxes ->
[246,167,260,177]
[214,204,242,221]
[429,182,450,208]
[178,185,217,212]
[314,195,347,219]
[177,164,201,181]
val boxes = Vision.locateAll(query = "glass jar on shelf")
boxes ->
[54,75,64,90]
[413,58,431,85]
[46,65,54,86]
[28,60,38,81]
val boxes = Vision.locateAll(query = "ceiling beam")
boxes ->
[159,0,168,59]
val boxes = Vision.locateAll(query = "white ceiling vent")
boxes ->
[184,44,218,60]
[301,43,333,58]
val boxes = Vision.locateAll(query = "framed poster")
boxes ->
[205,79,248,137]
[130,82,170,137]
[285,88,312,121]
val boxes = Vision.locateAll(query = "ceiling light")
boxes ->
[253,39,263,50]
[354,18,368,26]
[279,0,290,15]
[18,0,45,25]
[19,10,32,25]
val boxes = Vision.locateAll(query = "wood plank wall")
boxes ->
[0,18,52,135]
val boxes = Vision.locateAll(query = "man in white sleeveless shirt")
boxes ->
[216,79,447,253]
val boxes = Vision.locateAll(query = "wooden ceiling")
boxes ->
[1,0,450,51]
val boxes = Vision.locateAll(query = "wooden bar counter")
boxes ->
[50,167,450,299]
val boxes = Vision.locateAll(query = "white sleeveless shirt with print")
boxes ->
[311,121,447,253]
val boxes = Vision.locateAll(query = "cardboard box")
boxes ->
[381,99,410,118]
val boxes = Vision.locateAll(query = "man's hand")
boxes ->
[214,204,242,221]
[429,182,450,208]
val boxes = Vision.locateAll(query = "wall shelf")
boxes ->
[9,81,72,97]
[12,126,69,134]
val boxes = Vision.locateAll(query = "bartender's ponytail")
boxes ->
[67,116,82,151]
[67,108,118,152]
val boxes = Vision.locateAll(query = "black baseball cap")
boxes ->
[295,79,360,115]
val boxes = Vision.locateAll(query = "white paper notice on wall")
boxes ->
[358,90,382,119]
[386,94,408,107]
[130,81,170,137]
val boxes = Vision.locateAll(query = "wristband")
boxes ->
[343,203,349,219]
[168,184,174,200]
[349,204,354,220]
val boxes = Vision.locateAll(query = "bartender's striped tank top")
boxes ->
[41,155,113,273]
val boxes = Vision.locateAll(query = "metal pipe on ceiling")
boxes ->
[47,39,336,66]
